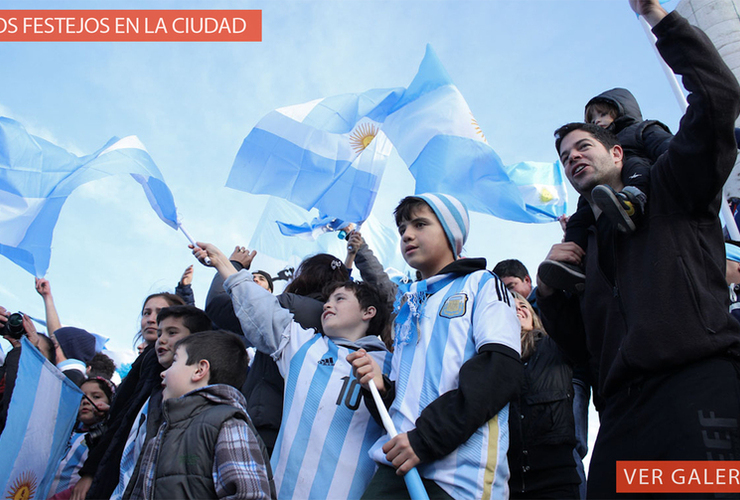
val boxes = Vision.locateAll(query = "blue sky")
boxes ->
[0,0,683,358]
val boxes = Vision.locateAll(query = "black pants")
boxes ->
[588,357,740,499]
[362,464,453,500]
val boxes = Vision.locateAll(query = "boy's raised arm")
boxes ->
[192,242,292,355]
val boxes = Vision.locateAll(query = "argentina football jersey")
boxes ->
[271,324,391,499]
[369,270,520,499]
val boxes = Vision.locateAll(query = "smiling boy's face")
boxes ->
[397,204,454,279]
[321,287,366,336]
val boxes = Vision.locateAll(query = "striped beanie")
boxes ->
[417,193,470,258]
[726,242,740,263]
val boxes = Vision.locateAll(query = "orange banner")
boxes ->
[0,10,261,41]
[617,461,740,493]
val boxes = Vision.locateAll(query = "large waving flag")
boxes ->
[227,88,400,224]
[382,46,567,223]
[0,337,83,500]
[0,117,179,276]
[228,45,566,228]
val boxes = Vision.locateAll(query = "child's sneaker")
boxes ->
[591,185,646,233]
[537,260,586,294]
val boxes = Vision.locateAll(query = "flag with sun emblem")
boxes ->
[227,87,401,224]
[0,337,83,500]
[382,45,568,223]
[504,160,568,221]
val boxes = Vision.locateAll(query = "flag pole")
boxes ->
[179,223,211,265]
[368,381,429,500]
[638,14,740,240]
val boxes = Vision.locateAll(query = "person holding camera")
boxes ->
[0,305,56,434]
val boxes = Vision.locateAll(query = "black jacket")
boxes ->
[540,11,740,400]
[508,332,579,494]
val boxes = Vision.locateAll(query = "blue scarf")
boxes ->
[394,273,458,348]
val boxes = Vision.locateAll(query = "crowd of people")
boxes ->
[3,0,740,498]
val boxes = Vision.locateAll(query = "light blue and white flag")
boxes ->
[382,45,568,223]
[0,337,83,500]
[250,197,408,272]
[276,216,350,241]
[504,160,568,221]
[227,88,401,224]
[0,117,179,276]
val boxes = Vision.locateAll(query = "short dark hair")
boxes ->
[554,122,620,155]
[323,281,391,343]
[87,352,116,380]
[492,259,530,281]
[394,196,433,228]
[585,101,619,124]
[175,331,248,389]
[157,305,212,335]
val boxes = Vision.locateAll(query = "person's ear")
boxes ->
[362,306,377,322]
[192,359,210,383]
[611,144,624,164]
[524,275,532,286]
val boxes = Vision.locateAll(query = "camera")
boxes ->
[1,312,25,340]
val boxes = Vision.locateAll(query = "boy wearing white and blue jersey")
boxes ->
[192,242,392,500]
[351,193,522,499]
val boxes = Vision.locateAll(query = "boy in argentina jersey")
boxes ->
[351,194,522,499]
[192,242,392,500]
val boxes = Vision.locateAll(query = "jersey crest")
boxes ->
[439,293,468,318]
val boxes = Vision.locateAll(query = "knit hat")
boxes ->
[55,327,97,364]
[416,193,470,257]
[253,270,274,292]
[726,242,740,263]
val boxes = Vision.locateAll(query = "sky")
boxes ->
[0,0,686,362]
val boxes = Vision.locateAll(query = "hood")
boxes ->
[586,88,643,129]
[174,384,248,412]
[331,334,388,352]
[436,257,487,277]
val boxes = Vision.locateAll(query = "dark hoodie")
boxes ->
[586,87,673,184]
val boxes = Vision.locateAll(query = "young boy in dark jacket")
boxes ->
[138,331,275,500]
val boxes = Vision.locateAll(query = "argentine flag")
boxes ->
[0,337,83,500]
[227,88,402,224]
[0,117,179,276]
[383,45,567,223]
[228,45,566,228]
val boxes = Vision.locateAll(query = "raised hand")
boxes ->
[229,246,257,269]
